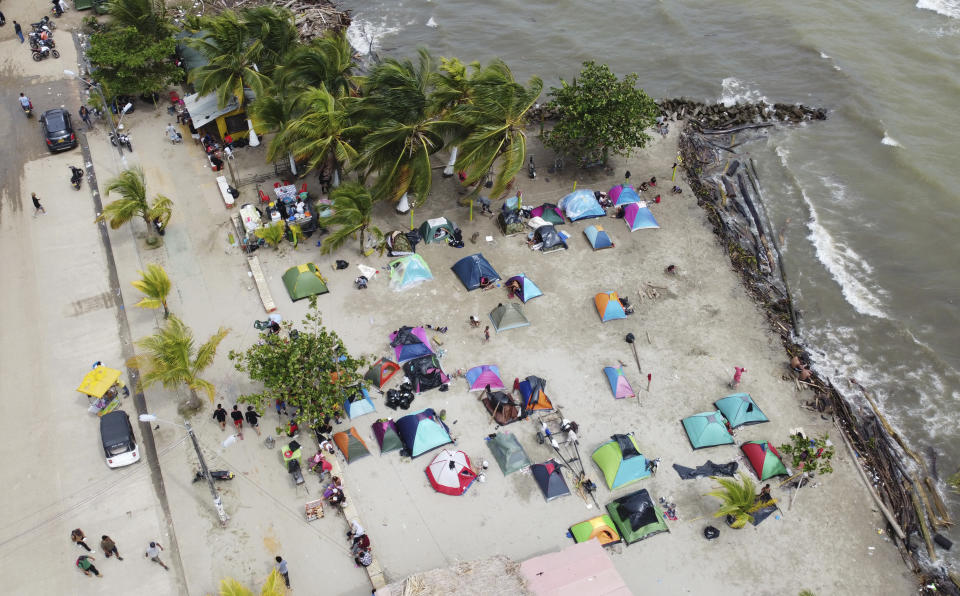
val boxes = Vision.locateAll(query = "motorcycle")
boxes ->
[22,103,33,118]
[32,44,60,61]
[28,34,55,49]
[192,469,235,483]
[527,155,536,179]
[31,17,56,31]
[69,166,84,190]
[109,131,133,152]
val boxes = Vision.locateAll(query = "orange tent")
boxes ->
[333,427,371,463]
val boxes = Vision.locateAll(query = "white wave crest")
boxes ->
[819,51,830,59]
[917,0,960,19]
[346,18,400,56]
[719,77,769,108]
[426,17,438,28]
[881,133,902,147]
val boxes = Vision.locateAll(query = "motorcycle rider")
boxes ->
[19,93,33,114]
[70,166,83,187]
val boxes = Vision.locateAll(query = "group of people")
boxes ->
[212,403,261,439]
[71,529,168,578]
[790,355,813,382]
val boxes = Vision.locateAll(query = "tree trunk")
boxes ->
[142,215,159,246]
[288,152,298,176]
[443,146,459,177]
[162,300,170,319]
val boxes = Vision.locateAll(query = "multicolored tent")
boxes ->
[741,441,788,480]
[592,434,651,490]
[418,217,457,244]
[506,275,543,303]
[517,375,554,417]
[487,432,531,475]
[333,427,371,463]
[681,411,734,449]
[559,189,605,221]
[603,366,636,399]
[609,184,642,206]
[343,387,375,420]
[569,514,621,547]
[490,303,530,332]
[466,365,505,391]
[371,419,403,454]
[426,449,477,496]
[623,203,660,232]
[584,225,614,250]
[529,203,565,225]
[396,408,453,458]
[451,253,501,290]
[389,326,433,363]
[282,263,329,301]
[715,393,769,428]
[388,254,433,291]
[403,355,450,393]
[606,488,669,545]
[531,459,571,501]
[364,357,400,389]
[595,292,627,322]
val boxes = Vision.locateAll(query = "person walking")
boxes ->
[71,528,91,551]
[274,555,290,588]
[76,555,102,578]
[483,326,490,343]
[100,535,123,560]
[79,105,92,129]
[213,403,227,431]
[144,541,169,570]
[245,406,261,436]
[32,193,46,216]
[730,366,746,388]
[14,21,24,43]
[230,405,244,438]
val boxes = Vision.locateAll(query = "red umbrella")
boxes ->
[426,449,477,496]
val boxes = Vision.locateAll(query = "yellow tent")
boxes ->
[77,366,122,398]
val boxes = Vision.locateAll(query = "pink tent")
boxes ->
[466,365,505,392]
[608,184,641,206]
[603,366,636,399]
[520,540,630,596]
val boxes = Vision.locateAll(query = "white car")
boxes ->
[99,410,140,468]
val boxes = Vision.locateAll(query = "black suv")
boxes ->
[40,108,78,152]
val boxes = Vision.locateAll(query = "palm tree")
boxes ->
[248,83,303,175]
[107,0,172,40]
[188,10,270,109]
[277,85,363,179]
[276,30,356,97]
[131,264,172,318]
[239,6,297,76]
[706,472,776,529]
[255,221,286,249]
[129,315,229,410]
[320,182,382,255]
[98,167,172,245]
[218,569,286,596]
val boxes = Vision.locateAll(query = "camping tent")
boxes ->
[559,189,605,221]
[741,441,788,480]
[569,515,621,547]
[466,365,505,391]
[490,303,530,332]
[418,217,457,244]
[333,427,371,463]
[282,263,329,301]
[517,375,554,417]
[623,203,660,232]
[344,387,376,420]
[681,411,735,449]
[389,326,434,363]
[371,419,403,454]
[531,459,571,502]
[396,408,453,457]
[487,433,531,475]
[365,358,400,389]
[426,449,478,496]
[595,292,627,322]
[715,393,769,428]
[506,275,543,303]
[452,253,501,290]
[592,434,651,490]
[533,225,567,252]
[603,366,636,399]
[584,225,614,250]
[609,184,642,206]
[402,355,449,393]
[498,203,526,236]
[606,488,669,545]
[529,203,565,225]
[386,230,416,256]
[388,254,433,291]
[481,388,520,426]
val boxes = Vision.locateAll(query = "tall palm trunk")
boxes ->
[142,214,160,244]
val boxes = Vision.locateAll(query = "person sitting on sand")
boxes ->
[672,185,682,194]
[479,276,494,290]
[798,367,813,382]
[649,176,657,187]
[639,181,649,192]
[469,315,481,328]
[757,483,772,503]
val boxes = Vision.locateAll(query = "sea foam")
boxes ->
[719,78,769,108]
[346,18,401,56]
[917,0,960,19]
[881,134,902,147]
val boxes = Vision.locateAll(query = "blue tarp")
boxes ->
[451,253,501,290]
[559,189,605,221]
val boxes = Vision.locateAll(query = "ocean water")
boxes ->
[340,0,960,538]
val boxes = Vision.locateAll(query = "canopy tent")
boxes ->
[418,217,458,244]
[533,225,567,252]
[531,459,571,502]
[681,411,734,449]
[584,225,614,250]
[344,387,376,420]
[426,449,478,496]
[282,263,329,301]
[603,366,636,399]
[371,419,403,454]
[529,203,565,225]
[595,292,627,322]
[452,253,501,290]
[517,375,554,417]
[609,184,642,206]
[569,514,621,547]
[388,254,433,291]
[559,189,605,221]
[389,326,434,363]
[396,408,453,458]
[481,388,520,426]
[592,433,651,490]
[364,358,400,389]
[715,393,769,428]
[77,366,122,398]
[741,441,788,480]
[466,365,505,392]
[402,355,449,393]
[506,274,544,303]
[490,303,530,332]
[606,488,670,545]
[487,432,532,475]
[333,427,371,463]
[623,203,660,232]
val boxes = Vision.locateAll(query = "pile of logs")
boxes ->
[177,0,351,41]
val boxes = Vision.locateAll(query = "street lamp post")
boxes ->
[64,69,126,165]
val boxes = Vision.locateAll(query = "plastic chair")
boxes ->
[282,180,291,187]
[273,182,281,189]
[259,190,271,203]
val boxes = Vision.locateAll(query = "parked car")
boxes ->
[40,108,78,152]
[99,410,140,468]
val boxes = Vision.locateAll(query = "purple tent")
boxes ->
[529,203,565,225]
[371,419,403,453]
[609,185,642,206]
[466,365,506,392]
[623,203,660,232]
[603,366,636,399]
[389,326,433,363]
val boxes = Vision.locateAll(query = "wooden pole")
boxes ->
[909,481,937,562]
[789,474,804,510]
[836,423,906,539]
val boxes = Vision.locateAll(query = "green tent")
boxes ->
[592,434,651,490]
[487,433,531,475]
[741,441,789,480]
[282,263,329,301]
[606,488,669,545]
[681,411,734,449]
[490,303,530,332]
[569,514,621,547]
[418,217,457,244]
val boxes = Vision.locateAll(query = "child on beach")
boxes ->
[730,366,746,388]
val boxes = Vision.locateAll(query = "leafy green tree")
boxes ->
[229,298,367,426]
[545,61,658,164]
[87,27,183,97]
[106,0,172,40]
[778,433,835,476]
[131,264,172,318]
[130,316,230,410]
[97,166,173,246]
[706,472,776,529]
[218,569,286,596]
[320,182,382,255]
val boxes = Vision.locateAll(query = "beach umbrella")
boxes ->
[426,449,477,496]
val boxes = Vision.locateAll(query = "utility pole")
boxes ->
[185,422,228,525]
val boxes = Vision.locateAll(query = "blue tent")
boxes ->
[623,203,660,232]
[506,274,543,303]
[559,189,605,221]
[451,253,501,290]
[681,411,734,449]
[396,408,453,458]
[609,184,642,206]
[344,387,376,419]
[595,292,627,322]
[584,225,614,250]
[389,254,433,291]
[715,393,769,428]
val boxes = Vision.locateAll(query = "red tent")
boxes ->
[365,357,400,388]
[426,449,477,496]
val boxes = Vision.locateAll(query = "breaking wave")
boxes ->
[917,0,960,19]
[719,77,769,107]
